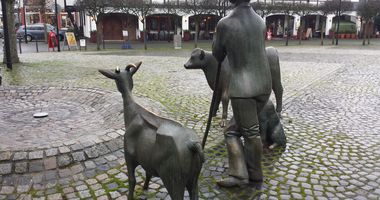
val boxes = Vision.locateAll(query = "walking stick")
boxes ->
[202,61,222,149]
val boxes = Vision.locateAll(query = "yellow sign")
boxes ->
[65,32,77,47]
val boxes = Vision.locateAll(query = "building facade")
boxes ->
[3,0,366,41]
[82,0,363,41]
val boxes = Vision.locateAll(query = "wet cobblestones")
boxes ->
[0,46,379,199]
[0,86,169,175]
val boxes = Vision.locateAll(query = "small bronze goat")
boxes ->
[99,62,204,200]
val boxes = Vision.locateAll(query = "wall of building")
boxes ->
[10,0,365,41]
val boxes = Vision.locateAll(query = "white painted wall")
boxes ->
[82,15,96,38]
[182,15,190,31]
[78,3,361,39]
[356,15,361,34]
[326,14,334,36]
[293,15,300,36]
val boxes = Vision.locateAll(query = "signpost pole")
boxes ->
[1,0,13,70]
[55,0,61,52]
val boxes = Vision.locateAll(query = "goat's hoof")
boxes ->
[143,183,149,190]
[269,143,279,149]
[219,120,226,127]
[217,176,249,188]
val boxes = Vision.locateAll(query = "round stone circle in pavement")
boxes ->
[0,86,126,173]
[0,86,124,151]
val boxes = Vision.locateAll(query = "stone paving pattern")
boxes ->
[0,87,122,150]
[0,86,172,174]
[0,46,379,199]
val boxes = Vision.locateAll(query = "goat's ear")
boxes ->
[130,61,142,75]
[200,50,205,60]
[99,69,116,79]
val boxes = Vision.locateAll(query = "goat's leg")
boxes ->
[126,159,137,200]
[260,122,269,148]
[167,184,185,200]
[219,92,229,127]
[273,82,283,116]
[186,175,199,200]
[161,174,185,200]
[143,172,152,190]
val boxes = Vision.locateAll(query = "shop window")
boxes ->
[150,18,158,30]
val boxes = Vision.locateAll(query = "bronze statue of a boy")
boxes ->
[212,0,272,187]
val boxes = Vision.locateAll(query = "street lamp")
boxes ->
[335,0,342,45]
[55,0,61,52]
[23,0,28,44]
[223,0,226,17]
[1,0,12,70]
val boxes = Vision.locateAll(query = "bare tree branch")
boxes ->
[75,0,117,50]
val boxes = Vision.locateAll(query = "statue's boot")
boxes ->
[217,133,249,187]
[244,134,264,183]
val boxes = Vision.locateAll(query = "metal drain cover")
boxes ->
[33,112,49,118]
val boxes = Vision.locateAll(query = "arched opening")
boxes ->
[302,14,327,38]
[266,14,295,38]
[146,14,181,41]
[331,14,357,38]
[188,14,221,40]
[102,13,138,41]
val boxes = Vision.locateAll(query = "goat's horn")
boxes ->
[126,64,136,71]
[115,66,120,73]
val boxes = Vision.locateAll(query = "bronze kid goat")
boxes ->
[99,62,204,200]
[184,47,283,127]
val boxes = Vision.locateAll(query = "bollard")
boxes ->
[35,40,39,53]
[102,36,105,49]
[79,38,87,51]
[18,38,22,54]
[0,67,2,86]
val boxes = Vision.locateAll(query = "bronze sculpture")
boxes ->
[212,0,272,187]
[99,62,204,200]
[184,47,283,127]
[184,48,286,149]
[258,100,286,149]
[266,47,283,115]
[184,48,230,127]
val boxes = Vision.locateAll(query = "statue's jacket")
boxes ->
[213,4,272,98]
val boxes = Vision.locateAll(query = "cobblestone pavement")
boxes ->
[0,46,379,199]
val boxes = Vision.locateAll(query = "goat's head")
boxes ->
[99,61,142,94]
[184,48,206,70]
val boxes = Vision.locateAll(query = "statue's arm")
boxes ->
[212,23,226,63]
